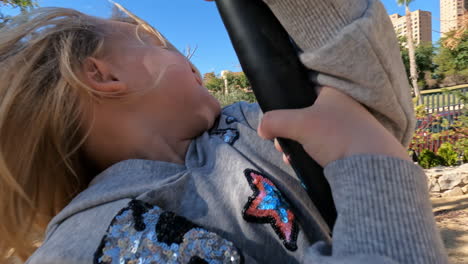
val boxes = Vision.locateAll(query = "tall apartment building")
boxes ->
[440,0,468,35]
[389,10,432,46]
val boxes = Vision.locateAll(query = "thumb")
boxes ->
[258,108,309,142]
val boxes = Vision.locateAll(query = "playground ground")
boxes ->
[433,194,468,264]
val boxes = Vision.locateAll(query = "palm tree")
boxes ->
[443,12,468,50]
[397,0,422,105]
[0,0,36,27]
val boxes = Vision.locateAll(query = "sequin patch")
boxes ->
[242,169,299,251]
[210,128,240,145]
[94,200,243,264]
[156,212,198,244]
[188,256,209,264]
[225,116,237,124]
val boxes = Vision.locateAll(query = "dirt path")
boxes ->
[432,194,468,264]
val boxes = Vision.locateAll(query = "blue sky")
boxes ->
[2,0,441,75]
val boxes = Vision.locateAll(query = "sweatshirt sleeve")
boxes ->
[302,155,449,264]
[262,0,416,147]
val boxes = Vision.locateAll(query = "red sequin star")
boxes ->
[242,169,299,251]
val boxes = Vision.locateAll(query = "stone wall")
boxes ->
[426,164,468,198]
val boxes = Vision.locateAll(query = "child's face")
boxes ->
[104,20,221,131]
[82,20,221,166]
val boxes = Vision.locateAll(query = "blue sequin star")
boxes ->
[242,169,299,251]
[257,182,290,223]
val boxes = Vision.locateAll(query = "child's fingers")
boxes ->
[315,85,323,95]
[257,108,308,142]
[275,136,291,165]
[282,153,290,165]
[274,139,283,153]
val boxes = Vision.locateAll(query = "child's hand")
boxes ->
[258,87,411,167]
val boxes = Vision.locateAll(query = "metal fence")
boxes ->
[411,88,467,154]
[419,88,468,114]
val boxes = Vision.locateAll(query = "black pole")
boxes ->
[214,0,337,230]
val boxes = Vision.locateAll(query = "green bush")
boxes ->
[417,80,426,90]
[418,149,445,169]
[437,142,459,166]
[212,90,257,107]
[457,138,468,163]
[204,76,224,92]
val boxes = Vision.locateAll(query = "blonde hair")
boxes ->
[0,5,188,262]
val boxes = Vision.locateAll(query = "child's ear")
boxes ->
[82,57,127,94]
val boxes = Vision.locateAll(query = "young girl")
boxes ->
[0,0,448,263]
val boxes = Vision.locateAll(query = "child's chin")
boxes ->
[207,96,222,115]
[213,100,222,113]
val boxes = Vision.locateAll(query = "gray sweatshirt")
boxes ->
[26,102,447,264]
[27,0,449,263]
